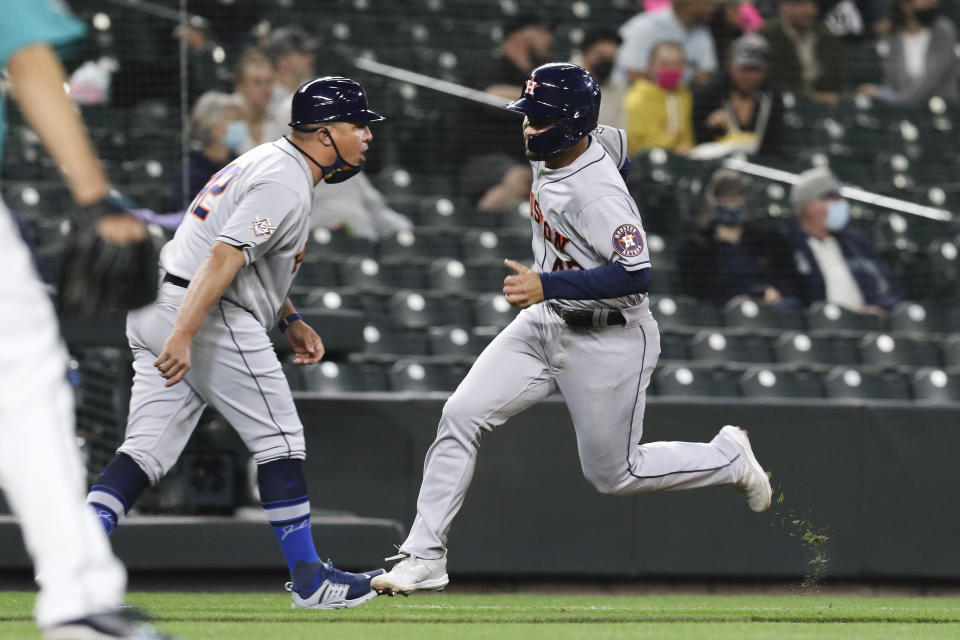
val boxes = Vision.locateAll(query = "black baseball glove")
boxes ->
[57,194,160,318]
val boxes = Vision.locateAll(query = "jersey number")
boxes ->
[191,163,243,221]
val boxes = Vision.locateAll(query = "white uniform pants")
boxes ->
[118,282,305,484]
[0,204,125,627]
[402,302,745,559]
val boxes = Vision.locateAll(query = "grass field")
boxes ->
[2,591,960,639]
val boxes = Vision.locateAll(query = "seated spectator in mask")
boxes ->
[760,0,847,105]
[692,33,784,156]
[231,48,275,153]
[458,13,553,211]
[858,0,959,105]
[623,41,695,154]
[571,29,627,130]
[678,168,801,307]
[782,167,905,313]
[171,91,241,211]
[615,0,720,86]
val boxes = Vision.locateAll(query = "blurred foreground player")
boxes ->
[85,77,386,610]
[0,1,171,638]
[372,63,772,596]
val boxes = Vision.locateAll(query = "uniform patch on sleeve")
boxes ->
[249,215,276,238]
[612,224,644,258]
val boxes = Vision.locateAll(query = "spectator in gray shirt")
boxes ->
[858,0,959,105]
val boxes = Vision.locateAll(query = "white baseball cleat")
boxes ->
[719,425,772,512]
[371,551,449,596]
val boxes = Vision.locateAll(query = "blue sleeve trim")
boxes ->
[540,262,651,300]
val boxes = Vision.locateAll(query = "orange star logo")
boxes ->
[524,78,539,96]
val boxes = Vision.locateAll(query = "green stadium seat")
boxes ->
[689,331,773,364]
[472,293,519,329]
[362,325,431,356]
[806,302,882,332]
[911,368,960,403]
[774,332,860,366]
[822,367,911,400]
[428,326,484,357]
[301,361,390,392]
[389,359,466,392]
[652,295,721,329]
[739,367,823,399]
[859,332,941,368]
[652,365,739,398]
[723,298,805,330]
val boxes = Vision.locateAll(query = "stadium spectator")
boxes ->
[170,91,241,211]
[458,13,553,211]
[821,0,891,39]
[624,42,694,153]
[615,0,720,86]
[571,29,628,130]
[782,167,905,312]
[262,26,318,141]
[710,1,766,66]
[759,0,847,105]
[858,0,959,105]
[678,168,801,306]
[692,33,784,156]
[231,48,275,153]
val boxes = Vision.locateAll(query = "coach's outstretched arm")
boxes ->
[155,241,245,386]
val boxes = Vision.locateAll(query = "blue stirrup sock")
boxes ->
[86,453,151,535]
[258,458,321,576]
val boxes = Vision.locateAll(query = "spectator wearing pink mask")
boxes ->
[623,41,695,153]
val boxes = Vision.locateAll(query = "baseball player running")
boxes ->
[85,77,385,609]
[0,2,173,638]
[372,63,772,596]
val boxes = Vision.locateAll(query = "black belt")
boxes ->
[163,273,190,288]
[551,303,626,328]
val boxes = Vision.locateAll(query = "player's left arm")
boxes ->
[503,195,652,308]
[278,298,324,365]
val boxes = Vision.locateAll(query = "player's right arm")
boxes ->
[154,242,245,386]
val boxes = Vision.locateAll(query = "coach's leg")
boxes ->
[401,307,559,560]
[559,316,744,496]
[87,295,207,533]
[193,302,325,575]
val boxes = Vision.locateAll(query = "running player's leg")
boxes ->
[400,307,559,560]
[0,210,125,628]
[558,316,745,495]
[87,289,207,533]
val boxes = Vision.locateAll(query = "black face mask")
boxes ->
[593,60,615,85]
[714,204,746,226]
[914,7,939,25]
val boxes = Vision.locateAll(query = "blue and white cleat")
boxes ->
[286,560,384,610]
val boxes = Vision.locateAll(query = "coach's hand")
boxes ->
[155,331,192,387]
[286,320,325,365]
[503,259,544,309]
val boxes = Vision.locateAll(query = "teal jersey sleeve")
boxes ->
[0,0,85,67]
[0,0,85,171]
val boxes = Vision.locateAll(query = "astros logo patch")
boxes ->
[249,215,276,238]
[612,224,644,258]
[524,77,539,96]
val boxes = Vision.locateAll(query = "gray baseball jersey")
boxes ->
[117,137,315,483]
[529,126,651,312]
[397,126,746,560]
[161,137,314,329]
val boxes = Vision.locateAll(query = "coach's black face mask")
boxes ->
[318,128,363,184]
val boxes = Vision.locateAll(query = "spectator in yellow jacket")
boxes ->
[624,41,695,154]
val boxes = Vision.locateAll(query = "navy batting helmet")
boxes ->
[504,63,601,156]
[289,76,385,129]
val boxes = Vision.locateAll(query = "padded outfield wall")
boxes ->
[297,395,960,580]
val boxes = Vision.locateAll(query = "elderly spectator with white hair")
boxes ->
[170,91,242,211]
[780,167,904,312]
